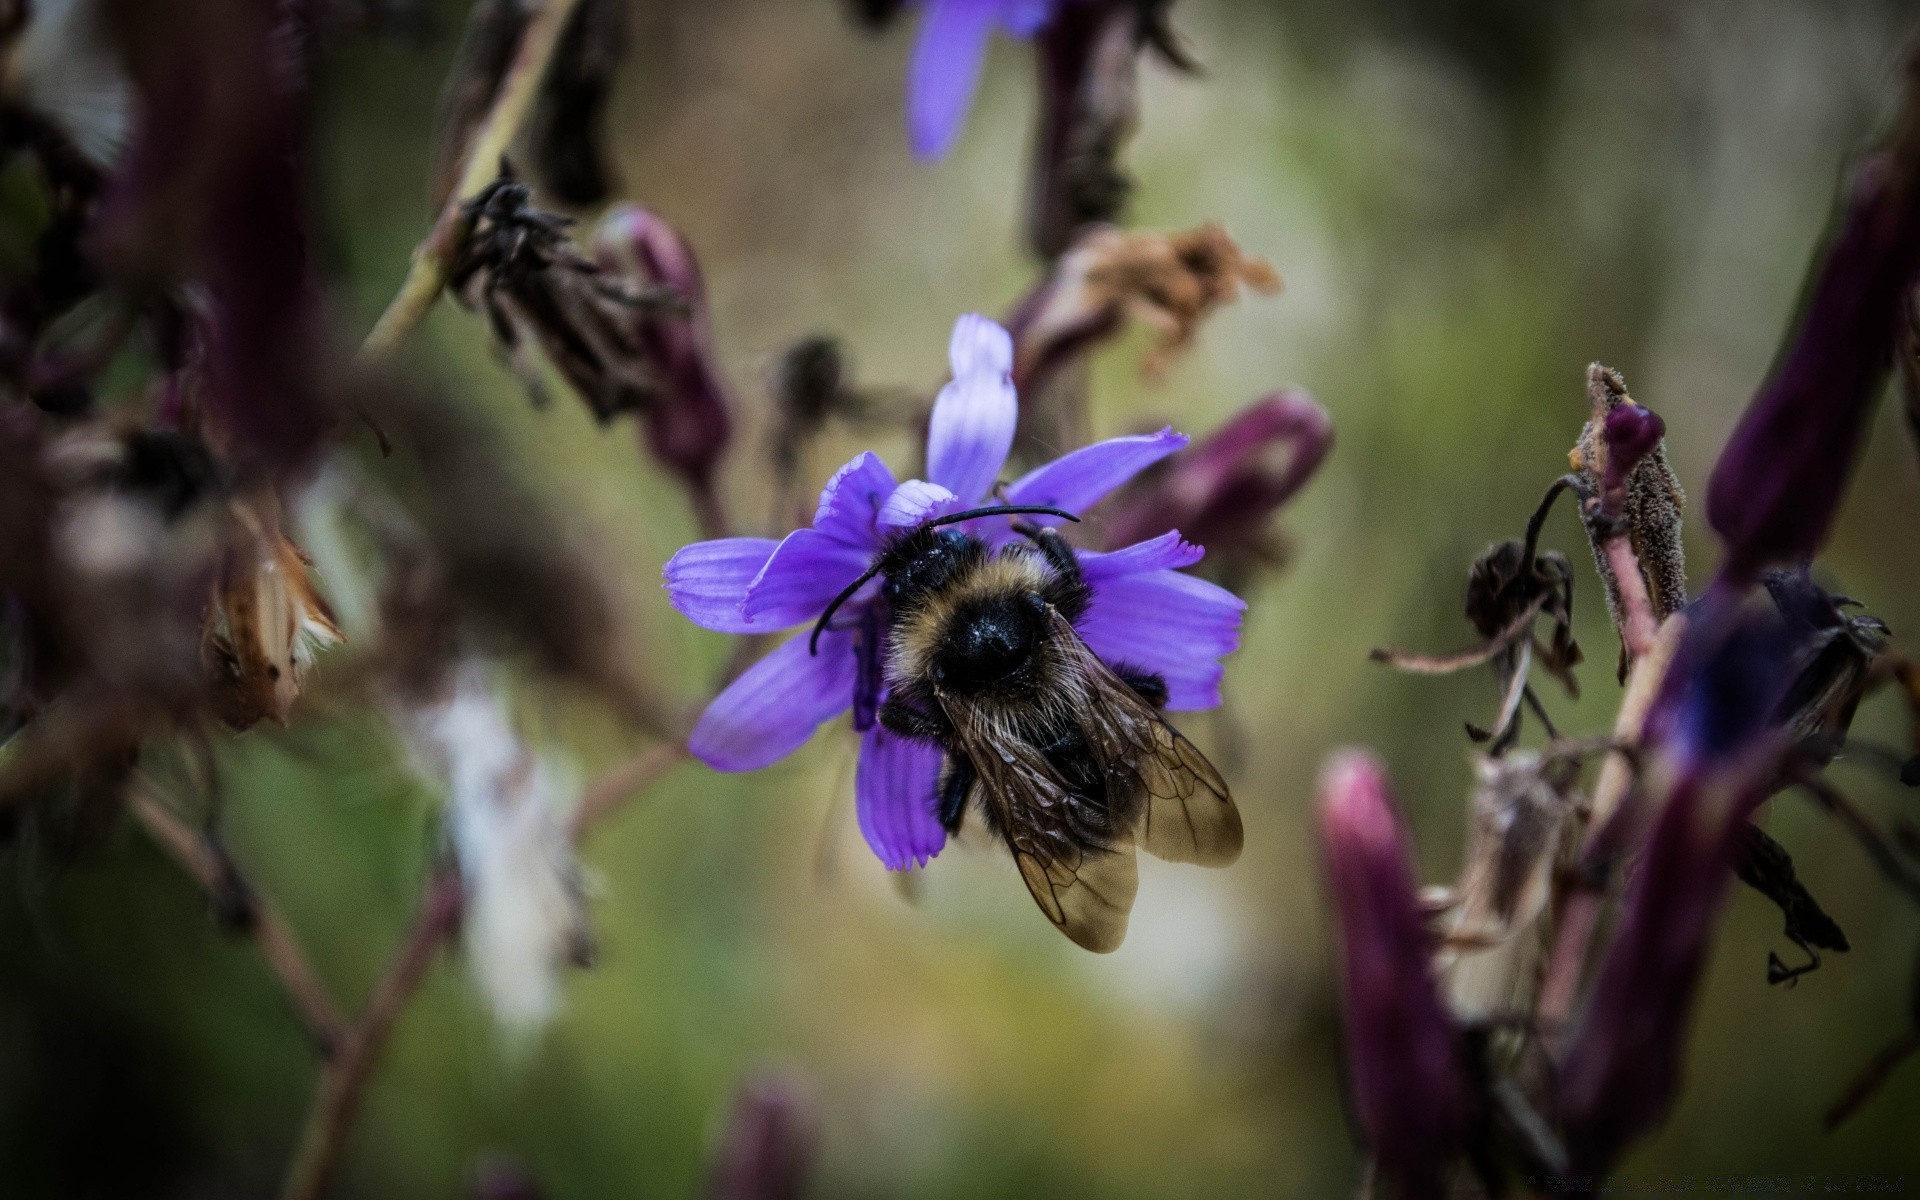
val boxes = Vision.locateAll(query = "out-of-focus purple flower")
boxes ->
[1100,390,1331,565]
[593,205,735,494]
[907,0,1064,159]
[663,314,1242,871]
[703,1073,818,1200]
[1557,596,1798,1183]
[1705,147,1920,582]
[1316,751,1470,1198]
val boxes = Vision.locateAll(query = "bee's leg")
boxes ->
[879,696,951,742]
[938,756,976,834]
[1011,522,1091,620]
[1115,667,1168,709]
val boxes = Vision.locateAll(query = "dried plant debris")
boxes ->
[451,177,679,424]
[201,493,343,731]
[1763,569,1890,757]
[1570,364,1687,670]
[1731,821,1849,986]
[1372,483,1582,753]
[1011,222,1280,388]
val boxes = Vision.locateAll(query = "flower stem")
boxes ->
[356,0,588,362]
[129,786,349,1056]
[570,738,689,842]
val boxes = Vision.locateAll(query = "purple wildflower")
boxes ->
[663,314,1243,871]
[907,0,1064,159]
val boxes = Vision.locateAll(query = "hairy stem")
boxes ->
[357,0,587,361]
[129,787,349,1056]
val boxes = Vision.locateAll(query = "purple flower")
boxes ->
[907,0,1064,159]
[663,314,1243,871]
[703,1073,818,1200]
[1316,751,1470,1198]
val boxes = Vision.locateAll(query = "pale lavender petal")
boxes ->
[1005,428,1188,524]
[1078,568,1244,710]
[1078,531,1206,580]
[908,0,998,160]
[664,538,778,633]
[1001,0,1058,37]
[924,315,1016,502]
[856,724,949,870]
[689,628,857,771]
[879,479,963,528]
[741,529,873,625]
[813,451,897,549]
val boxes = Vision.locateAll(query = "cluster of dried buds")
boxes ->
[1325,48,1920,1197]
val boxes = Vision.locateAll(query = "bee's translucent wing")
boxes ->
[939,693,1140,953]
[1049,612,1243,868]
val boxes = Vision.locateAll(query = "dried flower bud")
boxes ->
[592,204,735,492]
[1317,751,1470,1197]
[703,1073,819,1200]
[1010,221,1279,393]
[452,179,676,426]
[1705,69,1920,582]
[1558,597,1797,1183]
[1570,365,1688,667]
[1100,389,1331,579]
[1761,568,1888,751]
[201,491,343,731]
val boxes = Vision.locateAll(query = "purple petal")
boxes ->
[924,315,1016,502]
[689,629,857,771]
[1078,567,1244,710]
[1005,428,1188,524]
[813,451,897,548]
[664,538,778,633]
[741,529,873,625]
[856,724,949,870]
[1078,531,1206,579]
[907,0,998,160]
[879,479,963,528]
[1000,0,1057,37]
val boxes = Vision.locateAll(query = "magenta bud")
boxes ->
[593,205,734,492]
[1599,403,1664,514]
[1317,751,1469,1198]
[1705,152,1920,581]
[703,1073,818,1200]
[1103,389,1332,557]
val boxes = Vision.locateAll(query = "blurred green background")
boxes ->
[6,0,1920,1195]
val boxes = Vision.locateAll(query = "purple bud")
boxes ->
[1705,147,1920,582]
[1558,597,1797,1183]
[593,205,735,493]
[1317,751,1469,1198]
[703,1073,818,1200]
[1102,390,1332,560]
[1599,402,1664,516]
[468,1157,546,1200]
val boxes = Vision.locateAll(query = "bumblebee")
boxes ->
[812,505,1243,952]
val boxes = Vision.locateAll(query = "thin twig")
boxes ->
[1795,773,1920,906]
[570,738,688,842]
[128,786,349,1055]
[356,0,587,362]
[277,872,464,1200]
[1601,531,1661,665]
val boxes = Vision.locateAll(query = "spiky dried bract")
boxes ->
[1570,364,1687,656]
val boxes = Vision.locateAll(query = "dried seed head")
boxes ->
[1570,364,1687,671]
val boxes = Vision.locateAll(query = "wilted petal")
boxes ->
[813,451,898,548]
[741,529,871,626]
[1003,428,1187,524]
[856,724,948,870]
[924,314,1016,502]
[879,479,963,529]
[689,629,857,771]
[1078,564,1242,710]
[907,0,999,159]
[1316,751,1470,1197]
[664,538,778,633]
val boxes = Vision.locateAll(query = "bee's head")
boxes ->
[933,589,1050,696]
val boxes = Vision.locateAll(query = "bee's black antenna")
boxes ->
[810,560,888,656]
[924,504,1080,529]
[805,506,1082,656]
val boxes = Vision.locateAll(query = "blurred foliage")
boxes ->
[6,0,1920,1195]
